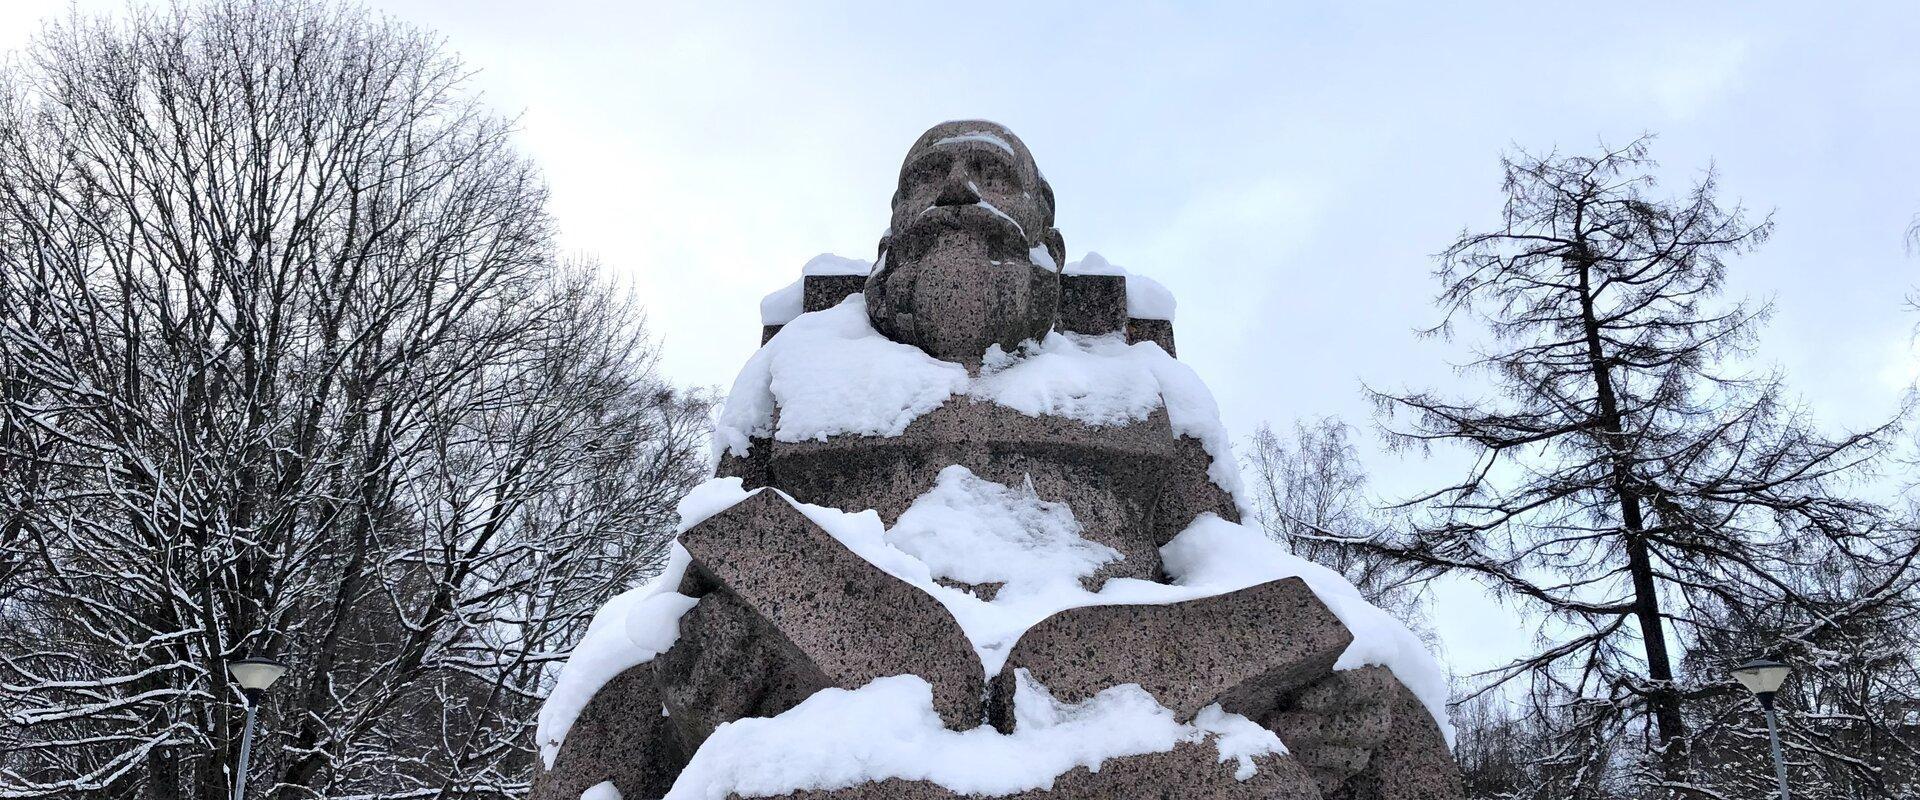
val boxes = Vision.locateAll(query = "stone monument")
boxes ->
[531,121,1463,799]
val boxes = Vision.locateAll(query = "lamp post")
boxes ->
[1731,658,1794,800]
[226,657,287,800]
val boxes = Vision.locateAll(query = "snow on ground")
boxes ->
[663,672,1279,799]
[650,476,1450,744]
[536,542,697,768]
[1064,252,1175,321]
[719,296,1244,506]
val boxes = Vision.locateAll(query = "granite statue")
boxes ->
[530,121,1464,800]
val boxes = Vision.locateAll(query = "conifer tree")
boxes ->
[1373,138,1916,794]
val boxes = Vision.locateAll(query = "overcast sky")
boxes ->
[5,1,1917,682]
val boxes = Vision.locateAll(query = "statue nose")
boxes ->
[933,178,979,208]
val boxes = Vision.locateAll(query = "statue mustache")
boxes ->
[895,204,1033,258]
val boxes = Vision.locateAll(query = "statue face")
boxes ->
[889,123,1052,260]
[866,121,1066,366]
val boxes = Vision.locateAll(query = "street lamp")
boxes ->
[227,657,287,800]
[1731,658,1794,800]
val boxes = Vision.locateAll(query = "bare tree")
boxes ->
[1451,690,1637,800]
[1244,417,1431,628]
[1679,546,1920,799]
[1370,137,1918,796]
[0,2,709,798]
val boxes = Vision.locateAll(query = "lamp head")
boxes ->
[227,656,288,694]
[1731,658,1792,701]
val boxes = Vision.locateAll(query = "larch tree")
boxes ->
[1370,137,1917,795]
[0,2,710,798]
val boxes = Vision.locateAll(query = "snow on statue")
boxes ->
[531,121,1463,799]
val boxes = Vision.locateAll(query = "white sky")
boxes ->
[5,1,1917,684]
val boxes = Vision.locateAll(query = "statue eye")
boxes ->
[972,155,1013,187]
[908,154,948,186]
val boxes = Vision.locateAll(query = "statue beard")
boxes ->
[866,206,1061,366]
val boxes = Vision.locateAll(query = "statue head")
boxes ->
[865,121,1066,365]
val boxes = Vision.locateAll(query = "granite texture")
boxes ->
[676,490,984,729]
[729,375,1241,582]
[749,740,1320,800]
[804,274,869,314]
[757,274,871,346]
[653,585,831,752]
[714,436,771,490]
[1128,317,1177,357]
[1151,433,1245,547]
[529,662,685,800]
[987,577,1351,732]
[1259,667,1462,800]
[1057,273,1127,336]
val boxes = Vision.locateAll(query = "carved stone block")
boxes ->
[803,274,868,314]
[677,490,984,729]
[988,577,1351,731]
[1261,666,1462,800]
[1128,317,1177,356]
[1058,273,1127,336]
[653,587,831,752]
[530,663,686,800]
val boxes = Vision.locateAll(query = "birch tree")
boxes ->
[1244,417,1431,626]
[0,2,709,798]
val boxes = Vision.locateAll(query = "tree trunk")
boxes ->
[1574,254,1690,784]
